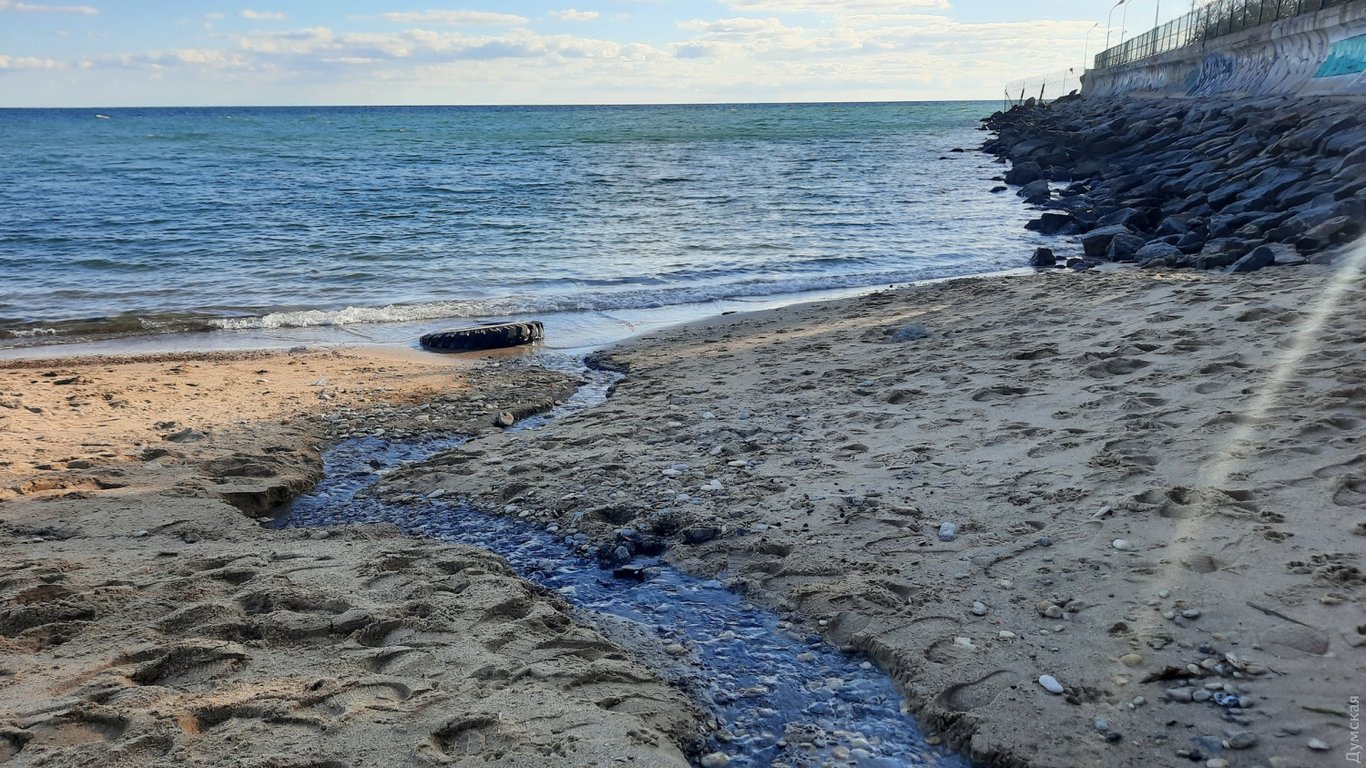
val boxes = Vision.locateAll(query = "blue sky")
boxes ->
[0,1,1191,106]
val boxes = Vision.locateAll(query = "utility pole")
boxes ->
[1084,21,1100,70]
[1106,0,1128,51]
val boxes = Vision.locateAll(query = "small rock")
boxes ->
[1307,738,1330,751]
[1226,731,1257,750]
[937,522,958,542]
[1044,604,1064,619]
[700,752,730,768]
[1119,653,1143,667]
[494,411,516,428]
[1112,539,1133,551]
[1182,609,1202,620]
[971,601,989,616]
[1038,675,1064,694]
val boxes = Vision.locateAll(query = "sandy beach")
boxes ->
[0,347,703,767]
[2,251,1364,767]
[382,254,1366,767]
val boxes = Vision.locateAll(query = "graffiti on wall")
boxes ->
[1314,33,1366,76]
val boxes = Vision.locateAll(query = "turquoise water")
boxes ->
[0,102,1037,348]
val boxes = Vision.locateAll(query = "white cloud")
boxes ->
[0,54,66,69]
[0,6,1099,105]
[724,0,949,12]
[242,9,286,21]
[381,9,529,26]
[550,9,600,22]
[0,0,97,14]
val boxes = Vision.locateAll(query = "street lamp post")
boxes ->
[1083,21,1100,70]
[1105,0,1128,51]
[1120,0,1131,43]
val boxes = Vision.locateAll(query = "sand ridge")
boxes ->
[384,262,1366,767]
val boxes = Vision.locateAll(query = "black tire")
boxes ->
[420,321,544,352]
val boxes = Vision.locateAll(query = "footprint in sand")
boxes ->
[936,669,1023,712]
[431,715,522,757]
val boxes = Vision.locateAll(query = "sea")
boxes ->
[0,102,1044,357]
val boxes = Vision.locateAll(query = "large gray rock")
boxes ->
[1106,233,1147,262]
[1081,225,1132,258]
[1005,161,1043,186]
[1025,212,1077,235]
[1228,245,1276,273]
[1019,179,1051,202]
[1096,207,1142,228]
[1134,242,1183,265]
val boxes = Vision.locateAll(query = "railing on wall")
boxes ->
[1003,68,1084,109]
[1094,0,1356,69]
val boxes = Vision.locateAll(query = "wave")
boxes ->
[0,260,1016,349]
[208,264,1001,332]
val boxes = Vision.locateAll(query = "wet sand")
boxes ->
[384,255,1366,768]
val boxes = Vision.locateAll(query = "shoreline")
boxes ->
[0,268,1034,363]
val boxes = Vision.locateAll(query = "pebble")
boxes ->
[1226,731,1257,749]
[1206,759,1229,768]
[1112,539,1133,551]
[1182,609,1202,619]
[1192,689,1213,703]
[998,631,1016,639]
[971,601,989,616]
[1307,738,1330,751]
[700,753,730,768]
[1038,675,1064,694]
[1044,605,1064,619]
[1119,653,1143,667]
[1094,718,1109,732]
[937,522,958,542]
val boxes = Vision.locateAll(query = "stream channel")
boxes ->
[271,356,970,768]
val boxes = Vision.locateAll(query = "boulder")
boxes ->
[1106,233,1147,262]
[1005,161,1043,186]
[1228,245,1276,273]
[1134,242,1183,265]
[1096,207,1142,228]
[1019,179,1051,202]
[1025,213,1076,235]
[1081,225,1133,258]
[1030,247,1057,267]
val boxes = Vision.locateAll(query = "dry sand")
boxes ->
[0,347,703,767]
[386,255,1366,768]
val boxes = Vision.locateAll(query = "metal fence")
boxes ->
[1094,0,1357,69]
[1003,68,1085,108]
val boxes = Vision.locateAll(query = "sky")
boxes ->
[0,1,1193,107]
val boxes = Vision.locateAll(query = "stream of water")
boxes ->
[271,363,969,768]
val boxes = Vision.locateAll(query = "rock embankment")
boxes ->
[982,94,1366,271]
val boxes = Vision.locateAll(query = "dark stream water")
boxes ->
[271,366,968,768]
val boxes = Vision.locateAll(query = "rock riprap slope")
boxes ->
[983,95,1365,272]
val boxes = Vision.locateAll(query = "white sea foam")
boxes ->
[207,268,991,332]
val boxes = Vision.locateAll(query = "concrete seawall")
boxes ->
[1084,0,1366,98]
